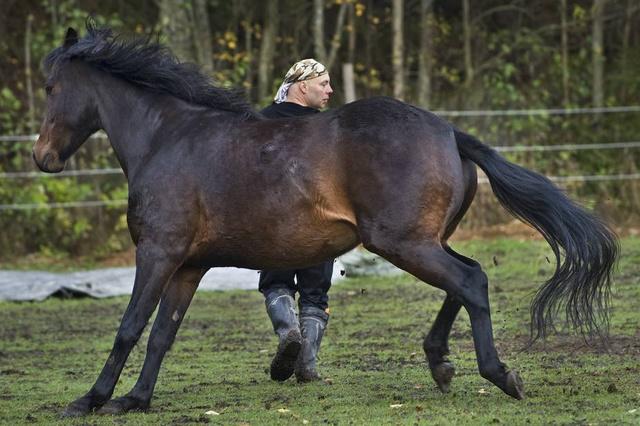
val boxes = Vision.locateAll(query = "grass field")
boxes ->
[1,238,639,425]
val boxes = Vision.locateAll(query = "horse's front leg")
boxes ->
[97,266,206,414]
[62,243,184,417]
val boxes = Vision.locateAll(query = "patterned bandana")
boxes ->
[274,58,328,103]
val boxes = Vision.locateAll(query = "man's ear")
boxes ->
[63,27,78,48]
[299,81,308,94]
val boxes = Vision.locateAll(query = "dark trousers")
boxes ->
[259,260,334,311]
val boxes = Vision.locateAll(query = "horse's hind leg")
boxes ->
[98,266,205,414]
[423,247,477,393]
[366,238,524,399]
[423,294,461,393]
[423,158,478,392]
[62,243,185,417]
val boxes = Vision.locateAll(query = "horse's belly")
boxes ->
[186,220,359,270]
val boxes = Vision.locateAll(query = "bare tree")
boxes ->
[392,0,404,100]
[258,0,279,102]
[157,0,196,63]
[561,0,570,106]
[463,0,474,87]
[313,0,348,71]
[313,0,328,62]
[621,0,635,77]
[25,13,35,134]
[342,2,357,103]
[191,0,214,74]
[417,0,434,107]
[592,0,606,108]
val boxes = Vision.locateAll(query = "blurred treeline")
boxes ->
[0,0,638,258]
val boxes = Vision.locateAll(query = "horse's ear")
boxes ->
[63,27,78,48]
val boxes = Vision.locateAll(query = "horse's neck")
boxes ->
[93,75,177,178]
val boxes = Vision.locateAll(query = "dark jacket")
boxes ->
[261,102,319,118]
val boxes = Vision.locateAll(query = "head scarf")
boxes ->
[274,59,328,103]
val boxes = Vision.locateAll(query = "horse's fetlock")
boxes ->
[423,336,448,356]
[478,363,506,382]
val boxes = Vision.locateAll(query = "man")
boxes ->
[259,59,334,383]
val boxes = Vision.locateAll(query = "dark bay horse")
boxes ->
[34,26,618,416]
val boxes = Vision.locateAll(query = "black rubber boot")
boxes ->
[295,306,329,382]
[265,289,302,381]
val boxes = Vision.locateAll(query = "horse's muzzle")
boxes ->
[33,147,65,173]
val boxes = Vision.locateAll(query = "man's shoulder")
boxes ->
[261,102,319,118]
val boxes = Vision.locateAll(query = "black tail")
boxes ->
[454,129,618,342]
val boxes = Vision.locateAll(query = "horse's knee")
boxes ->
[114,328,142,352]
[146,331,173,354]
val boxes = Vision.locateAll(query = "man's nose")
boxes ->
[327,85,333,94]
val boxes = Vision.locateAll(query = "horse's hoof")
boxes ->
[505,370,525,400]
[61,396,94,417]
[97,396,148,415]
[431,362,455,393]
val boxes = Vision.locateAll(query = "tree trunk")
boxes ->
[418,0,434,108]
[463,0,474,87]
[258,0,279,103]
[312,0,348,71]
[392,0,404,100]
[157,0,196,63]
[342,2,356,103]
[50,0,58,40]
[191,0,214,74]
[243,10,255,101]
[621,0,634,79]
[25,14,35,134]
[364,0,373,98]
[313,0,328,63]
[561,0,570,106]
[592,0,606,108]
[326,3,348,71]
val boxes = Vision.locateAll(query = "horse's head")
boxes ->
[33,28,101,173]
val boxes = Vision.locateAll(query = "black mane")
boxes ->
[44,23,259,118]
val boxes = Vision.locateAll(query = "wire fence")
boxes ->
[2,104,639,211]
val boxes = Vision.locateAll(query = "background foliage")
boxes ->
[0,0,638,257]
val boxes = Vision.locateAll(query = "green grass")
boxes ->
[1,238,639,425]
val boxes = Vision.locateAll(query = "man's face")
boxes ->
[302,74,333,109]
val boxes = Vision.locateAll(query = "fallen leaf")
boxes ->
[390,404,403,408]
[478,388,489,394]
[204,410,220,416]
[303,420,309,424]
[414,384,423,390]
[259,349,268,354]
[628,408,637,414]
[277,408,290,413]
